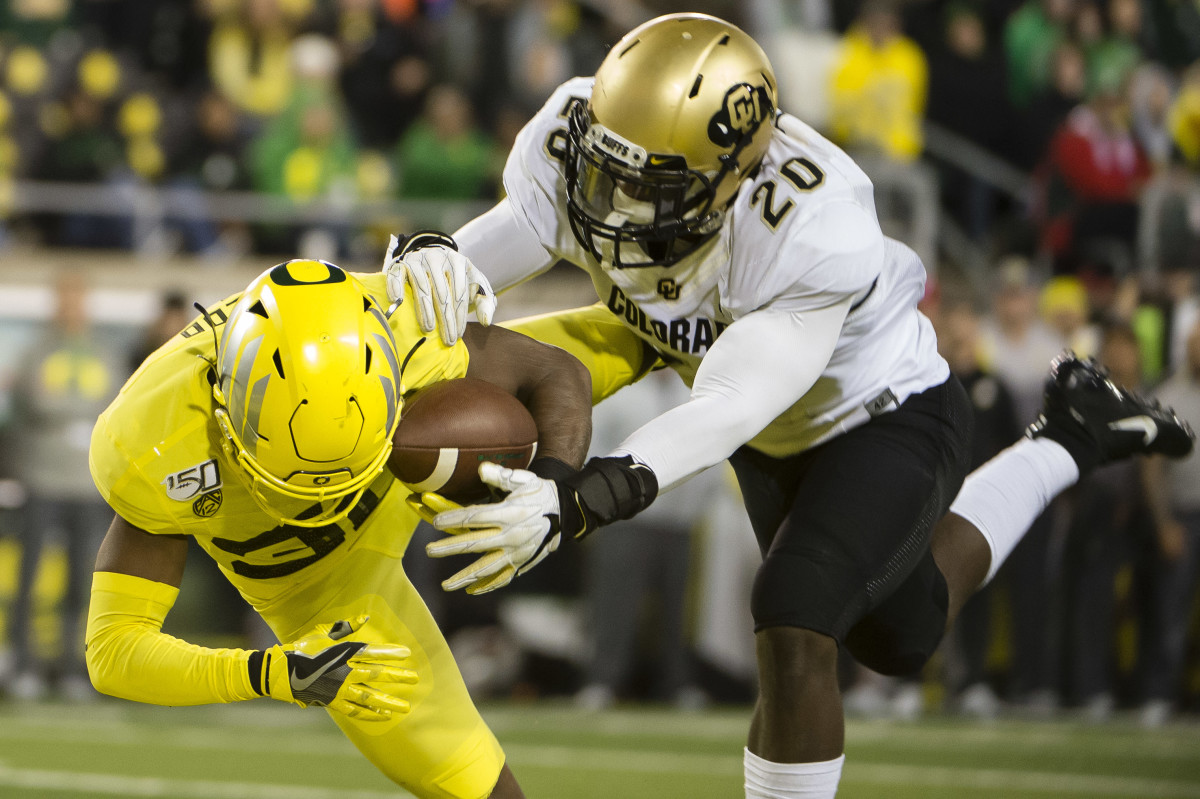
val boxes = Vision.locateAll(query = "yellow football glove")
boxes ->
[407,490,461,526]
[261,614,417,721]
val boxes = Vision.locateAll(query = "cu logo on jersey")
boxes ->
[657,278,680,300]
[708,84,772,147]
[162,459,222,501]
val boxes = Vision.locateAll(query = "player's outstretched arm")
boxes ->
[424,303,851,593]
[414,323,597,594]
[86,515,416,719]
[461,322,592,470]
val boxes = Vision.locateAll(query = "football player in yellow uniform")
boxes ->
[84,246,601,799]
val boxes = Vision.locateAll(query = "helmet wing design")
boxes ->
[213,260,402,527]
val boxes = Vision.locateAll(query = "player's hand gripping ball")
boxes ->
[411,463,563,595]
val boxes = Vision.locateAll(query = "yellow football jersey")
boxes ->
[89,272,468,610]
[89,272,510,799]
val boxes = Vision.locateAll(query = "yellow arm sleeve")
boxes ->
[85,571,262,706]
[502,303,660,405]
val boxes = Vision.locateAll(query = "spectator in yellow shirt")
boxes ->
[829,0,928,162]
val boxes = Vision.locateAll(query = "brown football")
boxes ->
[389,377,538,503]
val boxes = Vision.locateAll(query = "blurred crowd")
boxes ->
[0,0,1199,727]
[0,0,652,257]
[1,0,1200,273]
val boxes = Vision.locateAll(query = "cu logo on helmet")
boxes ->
[727,86,761,132]
[708,84,771,147]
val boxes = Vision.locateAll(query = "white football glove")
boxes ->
[418,462,562,595]
[383,232,497,347]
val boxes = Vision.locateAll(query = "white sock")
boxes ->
[744,748,845,799]
[948,437,1079,584]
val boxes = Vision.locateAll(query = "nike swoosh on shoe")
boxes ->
[1108,415,1158,445]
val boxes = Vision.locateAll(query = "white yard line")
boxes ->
[2,748,1200,799]
[6,708,1196,762]
[504,745,1200,797]
[2,706,1199,798]
[485,707,1200,757]
[0,722,359,758]
[0,764,410,799]
[844,721,1200,759]
[844,763,1200,798]
[504,743,743,773]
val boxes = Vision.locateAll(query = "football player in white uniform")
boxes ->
[390,14,1194,798]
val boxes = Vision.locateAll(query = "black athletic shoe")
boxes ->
[1027,352,1195,472]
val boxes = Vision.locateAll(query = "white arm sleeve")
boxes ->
[610,298,852,490]
[454,198,557,293]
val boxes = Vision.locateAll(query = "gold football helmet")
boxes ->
[213,260,402,527]
[566,13,778,268]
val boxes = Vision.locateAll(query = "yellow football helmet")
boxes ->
[213,260,402,527]
[565,13,778,268]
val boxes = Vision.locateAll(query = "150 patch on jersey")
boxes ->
[162,459,222,501]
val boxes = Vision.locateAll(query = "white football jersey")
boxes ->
[461,77,948,469]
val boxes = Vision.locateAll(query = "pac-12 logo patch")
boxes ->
[163,459,222,501]
[193,490,223,517]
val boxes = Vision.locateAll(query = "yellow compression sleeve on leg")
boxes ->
[85,571,261,705]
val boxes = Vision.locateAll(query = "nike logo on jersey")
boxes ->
[606,285,729,355]
[289,641,363,694]
[1108,415,1158,444]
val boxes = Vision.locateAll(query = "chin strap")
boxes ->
[530,455,659,539]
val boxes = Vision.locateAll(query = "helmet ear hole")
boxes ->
[249,300,269,318]
[364,344,373,373]
[272,349,285,378]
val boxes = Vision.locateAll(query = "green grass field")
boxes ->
[1,700,1198,798]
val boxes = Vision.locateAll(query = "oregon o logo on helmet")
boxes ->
[269,260,347,287]
[312,475,332,485]
[707,83,772,147]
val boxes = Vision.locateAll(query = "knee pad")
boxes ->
[751,548,873,639]
[844,565,949,677]
[843,616,941,677]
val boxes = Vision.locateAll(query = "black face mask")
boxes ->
[563,104,729,269]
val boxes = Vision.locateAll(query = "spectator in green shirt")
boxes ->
[394,84,499,200]
[1005,0,1076,108]
[1076,0,1143,100]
